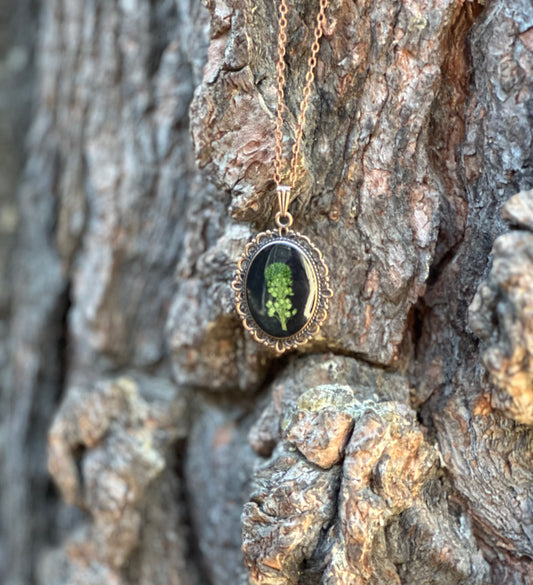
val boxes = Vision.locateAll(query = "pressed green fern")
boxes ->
[264,262,297,331]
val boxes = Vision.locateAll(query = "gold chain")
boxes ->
[273,0,328,226]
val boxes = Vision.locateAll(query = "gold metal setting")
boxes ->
[232,229,332,353]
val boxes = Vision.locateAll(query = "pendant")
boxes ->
[232,228,333,353]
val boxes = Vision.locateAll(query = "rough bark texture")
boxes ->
[1,0,533,584]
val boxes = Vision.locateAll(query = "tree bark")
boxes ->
[1,0,533,584]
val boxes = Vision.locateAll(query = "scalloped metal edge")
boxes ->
[231,229,332,353]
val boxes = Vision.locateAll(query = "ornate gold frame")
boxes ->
[232,229,332,353]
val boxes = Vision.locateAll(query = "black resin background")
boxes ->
[245,242,317,338]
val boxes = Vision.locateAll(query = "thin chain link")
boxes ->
[273,0,289,186]
[273,0,328,196]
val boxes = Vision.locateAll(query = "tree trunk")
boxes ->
[2,0,533,584]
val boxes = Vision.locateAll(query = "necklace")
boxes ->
[232,0,333,354]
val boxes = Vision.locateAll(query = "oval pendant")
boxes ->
[232,229,332,353]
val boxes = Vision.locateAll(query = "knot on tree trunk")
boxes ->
[469,189,533,425]
[244,369,488,585]
[45,376,194,585]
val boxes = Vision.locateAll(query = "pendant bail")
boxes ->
[276,185,293,229]
[277,185,291,216]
